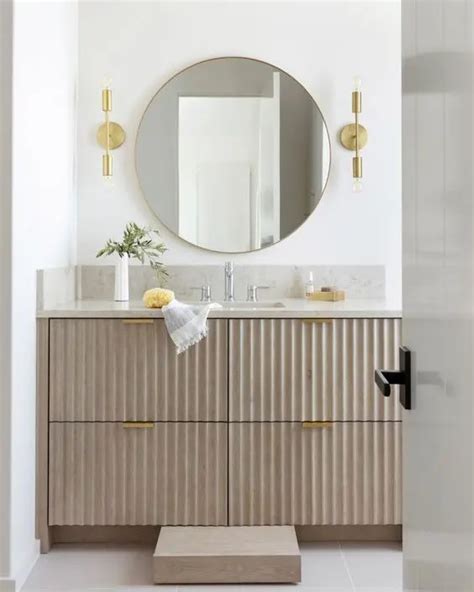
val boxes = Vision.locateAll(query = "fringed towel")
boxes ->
[162,299,222,354]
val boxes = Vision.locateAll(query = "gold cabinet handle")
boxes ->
[302,319,333,325]
[302,421,333,429]
[122,422,154,429]
[121,319,154,325]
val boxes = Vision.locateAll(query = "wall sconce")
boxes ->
[340,77,368,192]
[97,84,125,177]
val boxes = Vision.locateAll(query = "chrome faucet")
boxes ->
[191,285,212,303]
[224,261,235,302]
[246,284,269,303]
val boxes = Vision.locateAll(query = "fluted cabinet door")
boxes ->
[49,422,228,526]
[229,318,401,421]
[229,422,402,526]
[49,319,227,421]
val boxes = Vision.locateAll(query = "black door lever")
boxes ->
[375,346,411,410]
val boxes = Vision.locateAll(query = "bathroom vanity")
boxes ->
[36,299,402,552]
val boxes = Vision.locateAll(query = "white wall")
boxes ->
[0,1,78,589]
[77,0,401,306]
[0,0,14,586]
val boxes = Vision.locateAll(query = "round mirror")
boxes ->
[136,57,331,253]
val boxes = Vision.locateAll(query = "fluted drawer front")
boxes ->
[229,422,401,526]
[50,319,227,421]
[49,422,228,526]
[229,318,401,421]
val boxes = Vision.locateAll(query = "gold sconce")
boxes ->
[340,77,368,192]
[97,84,125,177]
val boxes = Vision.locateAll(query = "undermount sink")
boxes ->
[220,301,286,309]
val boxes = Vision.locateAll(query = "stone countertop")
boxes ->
[37,298,401,319]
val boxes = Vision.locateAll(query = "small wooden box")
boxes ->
[310,290,345,302]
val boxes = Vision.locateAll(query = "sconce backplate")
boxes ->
[340,123,368,151]
[97,122,126,150]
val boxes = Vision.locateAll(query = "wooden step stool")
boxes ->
[153,526,301,584]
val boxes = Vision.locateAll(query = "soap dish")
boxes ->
[310,290,345,302]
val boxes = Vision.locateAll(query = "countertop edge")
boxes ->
[36,299,402,319]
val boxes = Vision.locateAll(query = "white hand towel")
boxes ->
[162,299,222,354]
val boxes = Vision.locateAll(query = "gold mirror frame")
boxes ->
[135,56,332,254]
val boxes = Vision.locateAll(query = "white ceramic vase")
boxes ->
[114,255,129,302]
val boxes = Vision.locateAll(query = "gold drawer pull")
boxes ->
[302,319,333,325]
[122,319,154,325]
[302,421,333,429]
[122,422,154,429]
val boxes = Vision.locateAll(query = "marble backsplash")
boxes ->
[76,264,385,302]
[37,265,384,309]
[37,266,76,310]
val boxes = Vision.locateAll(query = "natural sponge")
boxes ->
[143,288,175,309]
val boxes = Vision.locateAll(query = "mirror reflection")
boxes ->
[136,58,331,253]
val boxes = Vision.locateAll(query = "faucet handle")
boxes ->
[224,261,234,274]
[191,285,212,303]
[246,284,269,303]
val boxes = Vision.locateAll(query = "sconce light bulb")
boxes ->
[353,76,362,92]
[353,178,363,193]
[102,76,112,89]
[103,174,114,188]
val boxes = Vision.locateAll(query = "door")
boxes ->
[402,0,473,590]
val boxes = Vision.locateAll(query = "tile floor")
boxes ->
[22,541,402,592]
